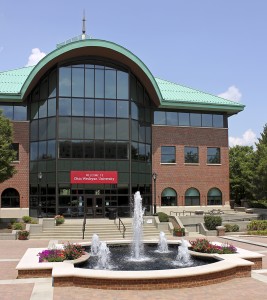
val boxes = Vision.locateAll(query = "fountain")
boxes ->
[131,191,145,260]
[175,239,193,267]
[157,231,169,253]
[96,242,111,269]
[91,233,100,256]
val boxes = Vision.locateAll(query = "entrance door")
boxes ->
[86,195,104,218]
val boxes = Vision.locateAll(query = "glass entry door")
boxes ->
[86,195,104,218]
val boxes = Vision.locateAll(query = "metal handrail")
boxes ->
[115,217,126,238]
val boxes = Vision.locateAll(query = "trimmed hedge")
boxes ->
[224,224,239,232]
[157,212,169,222]
[204,215,222,230]
[247,220,267,231]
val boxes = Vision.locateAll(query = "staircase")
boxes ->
[29,218,174,241]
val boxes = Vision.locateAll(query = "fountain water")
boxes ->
[157,231,169,253]
[131,191,146,260]
[91,234,100,256]
[175,239,193,266]
[96,241,111,269]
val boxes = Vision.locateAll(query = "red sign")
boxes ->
[70,171,118,184]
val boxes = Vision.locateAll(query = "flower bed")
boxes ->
[190,239,237,254]
[37,242,85,262]
[54,215,65,225]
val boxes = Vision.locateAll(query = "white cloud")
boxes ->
[25,48,46,66]
[229,129,257,148]
[218,85,242,102]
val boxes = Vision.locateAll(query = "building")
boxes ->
[0,34,244,219]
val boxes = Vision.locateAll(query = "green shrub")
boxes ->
[204,216,222,230]
[13,222,23,230]
[22,216,32,223]
[224,224,239,232]
[248,200,267,209]
[157,212,169,222]
[247,220,267,231]
[247,230,267,235]
[54,215,65,225]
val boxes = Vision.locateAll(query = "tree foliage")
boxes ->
[229,145,255,202]
[0,111,16,183]
[254,124,267,199]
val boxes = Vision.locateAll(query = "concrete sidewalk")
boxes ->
[0,237,267,300]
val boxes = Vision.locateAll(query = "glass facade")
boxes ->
[28,59,154,217]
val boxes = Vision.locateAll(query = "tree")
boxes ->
[229,145,255,202]
[254,124,267,199]
[0,111,16,182]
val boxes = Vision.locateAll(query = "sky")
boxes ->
[0,0,266,148]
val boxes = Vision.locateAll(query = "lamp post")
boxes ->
[152,172,157,215]
[38,172,42,217]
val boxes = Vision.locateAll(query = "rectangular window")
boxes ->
[184,147,199,163]
[161,146,176,163]
[207,147,221,164]
[11,143,19,161]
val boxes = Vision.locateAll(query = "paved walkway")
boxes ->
[0,237,267,300]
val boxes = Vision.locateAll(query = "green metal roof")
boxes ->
[0,39,244,114]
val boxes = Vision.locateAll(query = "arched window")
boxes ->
[1,188,20,208]
[161,188,177,206]
[207,188,222,205]
[185,188,200,206]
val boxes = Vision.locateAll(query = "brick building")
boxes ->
[0,35,244,218]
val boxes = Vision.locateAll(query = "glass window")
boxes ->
[95,118,104,139]
[58,117,71,139]
[117,101,128,118]
[59,98,71,116]
[185,188,200,206]
[72,98,84,116]
[161,146,176,163]
[31,102,38,119]
[207,147,221,164]
[105,119,116,140]
[85,69,94,98]
[39,119,47,140]
[95,141,104,158]
[179,112,190,126]
[131,120,139,141]
[190,113,201,127]
[202,114,212,127]
[117,71,128,99]
[72,140,83,158]
[161,188,177,206]
[38,100,47,118]
[145,126,151,144]
[11,143,19,161]
[84,118,94,139]
[131,102,138,120]
[95,69,104,98]
[84,141,94,158]
[85,99,94,116]
[39,141,47,159]
[154,111,166,125]
[59,141,71,158]
[59,67,71,96]
[30,120,38,141]
[72,117,84,139]
[139,124,146,143]
[95,100,104,117]
[14,106,27,120]
[166,112,178,125]
[139,143,146,161]
[117,119,129,140]
[40,78,48,99]
[105,100,116,117]
[131,142,138,160]
[30,142,38,160]
[213,114,224,128]
[130,74,137,102]
[47,140,56,159]
[49,69,57,98]
[72,68,84,97]
[47,98,56,117]
[117,142,128,159]
[207,188,222,205]
[137,81,144,103]
[105,142,116,158]
[184,147,199,163]
[47,117,56,139]
[1,188,20,208]
[105,70,116,99]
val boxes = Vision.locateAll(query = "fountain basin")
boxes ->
[16,240,263,289]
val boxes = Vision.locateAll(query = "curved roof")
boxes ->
[0,39,244,114]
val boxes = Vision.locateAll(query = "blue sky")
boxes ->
[0,0,266,147]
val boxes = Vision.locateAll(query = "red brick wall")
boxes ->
[0,121,29,208]
[152,126,229,206]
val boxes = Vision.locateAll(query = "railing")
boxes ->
[82,210,87,239]
[115,217,126,238]
[170,210,195,216]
